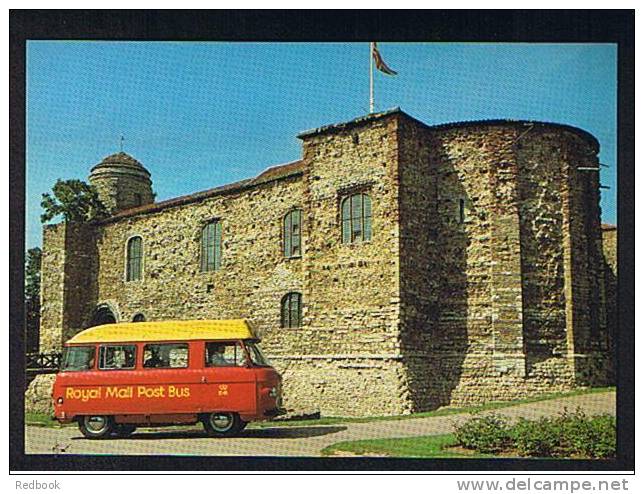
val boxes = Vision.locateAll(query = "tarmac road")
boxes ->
[24,391,615,457]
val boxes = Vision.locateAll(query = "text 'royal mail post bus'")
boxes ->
[52,319,285,439]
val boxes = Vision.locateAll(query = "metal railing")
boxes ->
[25,352,62,375]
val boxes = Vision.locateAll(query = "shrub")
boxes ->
[454,414,512,453]
[454,409,616,459]
[555,409,616,459]
[512,417,562,457]
[586,415,617,459]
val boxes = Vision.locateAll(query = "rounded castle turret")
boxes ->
[89,152,154,214]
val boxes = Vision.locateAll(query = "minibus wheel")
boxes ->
[78,415,114,439]
[202,412,247,436]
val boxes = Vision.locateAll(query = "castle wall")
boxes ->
[601,225,617,372]
[40,222,98,352]
[297,116,411,415]
[557,133,612,385]
[427,125,530,405]
[396,116,438,411]
[34,111,614,417]
[396,120,612,409]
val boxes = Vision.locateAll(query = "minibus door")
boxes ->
[202,341,256,414]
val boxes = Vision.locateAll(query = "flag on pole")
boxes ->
[371,42,397,76]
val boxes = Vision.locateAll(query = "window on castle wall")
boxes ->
[133,193,142,207]
[126,236,143,281]
[283,209,302,258]
[132,313,146,322]
[458,197,472,224]
[281,292,302,328]
[341,193,372,244]
[201,221,222,272]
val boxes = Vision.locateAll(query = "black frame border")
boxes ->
[9,9,635,472]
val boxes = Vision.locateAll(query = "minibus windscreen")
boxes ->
[246,342,271,367]
[61,346,95,371]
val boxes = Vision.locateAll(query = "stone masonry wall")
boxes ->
[396,116,438,411]
[515,129,571,381]
[39,222,98,352]
[601,225,617,369]
[298,116,411,415]
[396,120,611,408]
[39,224,67,352]
[427,124,532,405]
[34,111,613,417]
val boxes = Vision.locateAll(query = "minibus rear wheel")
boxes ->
[202,412,247,437]
[78,415,114,439]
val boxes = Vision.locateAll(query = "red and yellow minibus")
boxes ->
[52,319,284,439]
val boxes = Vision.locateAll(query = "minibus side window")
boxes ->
[205,342,245,367]
[98,345,136,370]
[143,343,189,369]
[61,346,95,371]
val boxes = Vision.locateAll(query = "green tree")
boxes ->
[25,247,42,353]
[41,179,108,224]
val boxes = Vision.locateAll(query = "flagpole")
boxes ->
[369,42,374,114]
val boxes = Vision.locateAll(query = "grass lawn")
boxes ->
[321,433,494,458]
[24,412,67,428]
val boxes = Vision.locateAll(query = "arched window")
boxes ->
[281,292,302,328]
[283,209,302,258]
[90,305,117,327]
[341,193,372,244]
[132,313,146,322]
[201,221,222,272]
[126,236,143,281]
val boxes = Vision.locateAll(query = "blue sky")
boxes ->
[26,41,617,249]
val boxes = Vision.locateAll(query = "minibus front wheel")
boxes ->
[202,412,247,436]
[78,415,114,439]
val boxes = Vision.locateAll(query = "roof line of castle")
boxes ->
[100,159,304,224]
[101,111,600,224]
[297,107,600,152]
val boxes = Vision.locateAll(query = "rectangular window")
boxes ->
[61,346,95,371]
[291,210,301,256]
[143,343,188,369]
[284,210,302,258]
[98,345,136,370]
[205,342,246,367]
[201,221,222,271]
[126,237,143,281]
[363,195,372,241]
[459,198,466,224]
[342,193,372,244]
[351,194,363,241]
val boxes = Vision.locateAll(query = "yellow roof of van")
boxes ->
[66,319,256,344]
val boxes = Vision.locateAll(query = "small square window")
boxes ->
[143,343,189,369]
[99,345,136,370]
[205,342,246,367]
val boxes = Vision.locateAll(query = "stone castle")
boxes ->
[33,109,616,417]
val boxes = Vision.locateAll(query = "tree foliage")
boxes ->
[41,179,108,224]
[25,247,42,352]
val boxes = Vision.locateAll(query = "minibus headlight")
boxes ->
[56,397,63,405]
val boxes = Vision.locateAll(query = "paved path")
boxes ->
[24,391,615,457]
